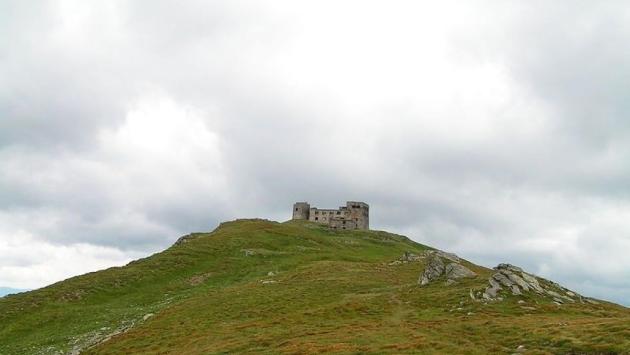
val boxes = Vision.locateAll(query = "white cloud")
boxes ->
[1,0,630,305]
[0,213,143,288]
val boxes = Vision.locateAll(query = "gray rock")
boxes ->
[445,263,476,279]
[520,272,543,292]
[505,272,530,292]
[419,254,445,286]
[484,278,502,298]
[401,251,423,262]
[488,278,501,289]
[511,285,522,295]
[545,290,563,298]
[492,272,514,288]
[496,263,523,273]
[478,263,584,304]
[434,250,460,262]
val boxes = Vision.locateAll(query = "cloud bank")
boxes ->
[1,0,630,305]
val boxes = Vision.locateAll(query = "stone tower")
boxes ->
[292,202,311,220]
[345,201,369,230]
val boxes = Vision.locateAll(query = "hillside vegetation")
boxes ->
[1,219,629,354]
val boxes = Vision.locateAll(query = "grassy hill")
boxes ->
[1,219,629,354]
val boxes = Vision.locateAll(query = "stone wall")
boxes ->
[329,217,358,230]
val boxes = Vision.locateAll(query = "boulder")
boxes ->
[520,272,543,292]
[419,253,476,286]
[483,278,502,299]
[496,263,523,273]
[445,262,476,279]
[492,272,513,288]
[479,263,586,305]
[505,272,530,292]
[419,254,445,285]
[511,285,522,295]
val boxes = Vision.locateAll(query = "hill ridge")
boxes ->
[1,219,628,354]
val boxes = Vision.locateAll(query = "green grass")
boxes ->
[1,219,629,354]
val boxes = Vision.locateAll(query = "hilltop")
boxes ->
[1,219,629,354]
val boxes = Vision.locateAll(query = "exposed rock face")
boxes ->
[520,272,543,292]
[391,249,477,286]
[479,263,597,305]
[398,252,600,305]
[485,278,502,298]
[418,252,476,286]
[434,250,460,262]
[419,254,445,285]
[445,263,476,279]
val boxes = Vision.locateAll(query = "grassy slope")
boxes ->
[0,219,629,354]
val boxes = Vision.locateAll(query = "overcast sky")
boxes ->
[1,1,630,305]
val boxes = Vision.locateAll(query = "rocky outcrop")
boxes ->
[419,254,445,285]
[397,252,600,306]
[477,263,597,305]
[418,252,476,286]
[389,249,477,286]
[433,250,460,262]
[445,262,476,279]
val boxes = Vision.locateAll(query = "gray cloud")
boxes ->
[1,0,630,305]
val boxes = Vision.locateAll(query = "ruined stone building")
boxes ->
[292,201,369,230]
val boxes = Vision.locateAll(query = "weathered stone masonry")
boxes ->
[292,201,369,230]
